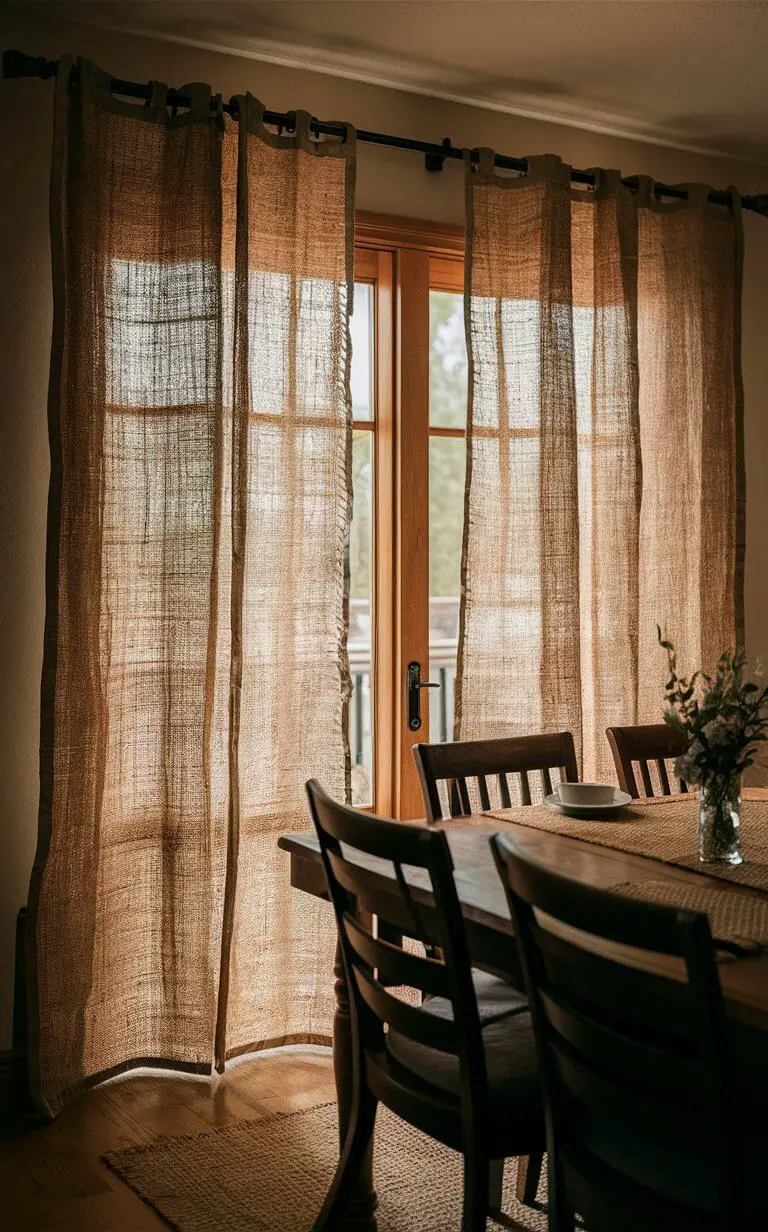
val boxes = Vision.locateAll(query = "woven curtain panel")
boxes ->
[459,155,743,782]
[29,64,355,1114]
[28,60,228,1114]
[457,154,582,755]
[636,183,744,722]
[214,99,355,1063]
[570,173,641,780]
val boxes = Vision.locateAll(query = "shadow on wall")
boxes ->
[0,79,52,1049]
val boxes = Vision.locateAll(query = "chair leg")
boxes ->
[548,1201,575,1232]
[515,1151,544,1207]
[313,1087,378,1231]
[462,1152,490,1231]
[487,1158,504,1215]
[546,1154,574,1232]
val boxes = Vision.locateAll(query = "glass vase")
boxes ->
[699,776,743,865]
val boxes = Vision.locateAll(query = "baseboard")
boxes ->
[2,907,33,1128]
[0,1049,30,1127]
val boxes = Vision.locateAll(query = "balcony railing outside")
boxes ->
[349,597,459,804]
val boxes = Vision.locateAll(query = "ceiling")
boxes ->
[21,1,768,163]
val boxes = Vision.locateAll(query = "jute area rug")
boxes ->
[104,1099,547,1231]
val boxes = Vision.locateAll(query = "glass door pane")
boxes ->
[429,290,467,428]
[349,281,374,802]
[350,281,373,421]
[428,287,467,743]
[428,436,464,741]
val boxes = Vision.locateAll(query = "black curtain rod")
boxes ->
[5,49,768,217]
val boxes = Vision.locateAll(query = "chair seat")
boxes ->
[471,969,530,1024]
[419,969,528,1024]
[387,984,543,1137]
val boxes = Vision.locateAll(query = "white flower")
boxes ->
[702,717,730,747]
[675,752,703,786]
[702,715,743,749]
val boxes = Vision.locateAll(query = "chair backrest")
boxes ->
[413,733,578,822]
[606,723,687,797]
[491,832,744,1228]
[305,779,489,1119]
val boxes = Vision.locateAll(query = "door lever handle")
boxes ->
[407,660,440,732]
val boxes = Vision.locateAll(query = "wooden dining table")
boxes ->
[277,796,768,1228]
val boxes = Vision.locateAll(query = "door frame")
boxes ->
[354,212,465,818]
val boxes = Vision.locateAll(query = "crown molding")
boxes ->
[35,11,768,166]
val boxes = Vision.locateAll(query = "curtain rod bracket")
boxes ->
[3,49,57,80]
[425,137,452,173]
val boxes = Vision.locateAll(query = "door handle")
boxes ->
[407,661,440,732]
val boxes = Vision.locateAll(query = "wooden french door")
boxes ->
[350,214,465,819]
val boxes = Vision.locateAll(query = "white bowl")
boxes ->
[545,790,632,818]
[558,782,617,806]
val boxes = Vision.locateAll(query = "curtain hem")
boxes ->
[34,1056,213,1122]
[224,1032,333,1062]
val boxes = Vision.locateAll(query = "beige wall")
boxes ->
[1,3,766,1049]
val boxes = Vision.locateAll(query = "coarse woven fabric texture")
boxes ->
[609,879,768,957]
[104,1099,548,1231]
[28,57,356,1114]
[457,152,744,783]
[488,795,768,891]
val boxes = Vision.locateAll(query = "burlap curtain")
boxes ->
[27,58,354,1115]
[217,95,354,1064]
[457,152,744,782]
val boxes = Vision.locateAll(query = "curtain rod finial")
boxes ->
[2,50,58,81]
[743,194,768,218]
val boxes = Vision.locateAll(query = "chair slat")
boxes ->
[498,772,512,808]
[606,725,687,800]
[541,766,553,797]
[546,1034,713,1145]
[477,774,491,811]
[326,850,440,942]
[327,848,378,898]
[519,768,532,806]
[319,796,437,865]
[531,924,694,1038]
[343,912,452,999]
[639,759,654,797]
[412,733,579,821]
[539,987,703,1106]
[457,777,471,815]
[353,964,459,1053]
[656,759,671,795]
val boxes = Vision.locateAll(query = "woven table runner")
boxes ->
[609,880,768,959]
[486,793,768,892]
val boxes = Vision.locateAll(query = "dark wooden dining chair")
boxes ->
[491,832,763,1232]
[413,732,579,822]
[606,723,687,797]
[306,779,545,1231]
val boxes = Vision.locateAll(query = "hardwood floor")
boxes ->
[1,1046,336,1231]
